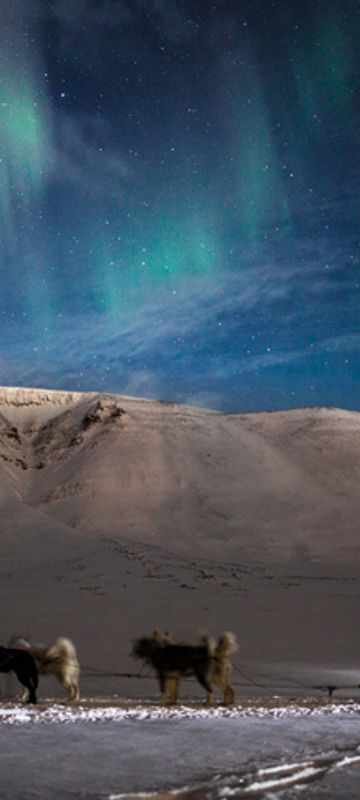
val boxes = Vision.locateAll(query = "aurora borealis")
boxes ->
[0,0,359,411]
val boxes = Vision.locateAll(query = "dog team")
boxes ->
[0,629,237,706]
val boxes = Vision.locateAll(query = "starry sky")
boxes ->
[0,0,359,412]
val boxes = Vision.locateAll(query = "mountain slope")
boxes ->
[0,386,359,564]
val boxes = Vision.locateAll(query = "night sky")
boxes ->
[1,0,359,412]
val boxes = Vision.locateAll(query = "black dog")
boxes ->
[132,632,237,705]
[144,630,237,705]
[132,636,213,704]
[0,647,38,703]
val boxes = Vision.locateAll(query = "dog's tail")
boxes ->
[45,637,79,667]
[214,632,237,658]
[8,636,31,651]
[198,633,216,654]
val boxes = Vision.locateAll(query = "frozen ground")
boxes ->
[1,702,360,798]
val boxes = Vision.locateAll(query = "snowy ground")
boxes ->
[2,698,360,724]
[2,700,360,799]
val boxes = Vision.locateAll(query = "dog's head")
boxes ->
[152,629,172,646]
[131,636,161,663]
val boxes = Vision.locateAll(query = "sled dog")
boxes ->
[0,646,38,703]
[11,637,80,701]
[132,629,236,705]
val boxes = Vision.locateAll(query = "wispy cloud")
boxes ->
[50,0,197,49]
[317,333,360,354]
[48,112,131,199]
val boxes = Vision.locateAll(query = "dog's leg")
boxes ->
[164,677,171,704]
[195,669,214,706]
[213,671,235,705]
[27,681,37,705]
[67,683,75,702]
[62,677,71,701]
[63,678,79,702]
[214,674,235,705]
[223,685,235,704]
[159,673,167,706]
[222,663,235,705]
[167,677,179,705]
[15,668,37,704]
[212,657,236,706]
[71,682,80,702]
[205,688,214,706]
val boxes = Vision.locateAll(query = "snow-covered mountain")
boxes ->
[0,386,359,564]
[1,386,360,699]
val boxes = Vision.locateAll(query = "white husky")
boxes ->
[12,636,80,701]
